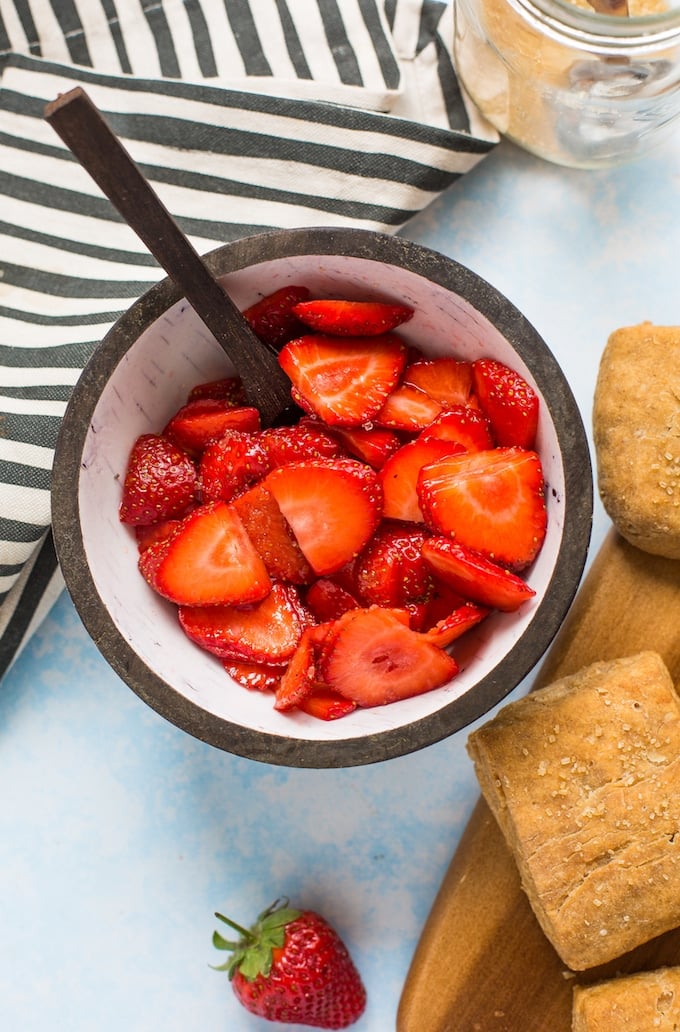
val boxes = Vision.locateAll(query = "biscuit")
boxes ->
[572,966,680,1031]
[593,322,680,560]
[467,651,680,970]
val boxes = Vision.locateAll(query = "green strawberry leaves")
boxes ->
[211,898,302,981]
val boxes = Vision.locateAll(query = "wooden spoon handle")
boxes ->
[398,529,680,1032]
[44,87,292,425]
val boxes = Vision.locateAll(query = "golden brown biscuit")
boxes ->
[572,966,680,1031]
[467,651,680,970]
[593,322,680,560]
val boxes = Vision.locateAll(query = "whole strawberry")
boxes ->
[212,898,366,1029]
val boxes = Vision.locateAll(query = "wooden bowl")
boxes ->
[51,227,592,768]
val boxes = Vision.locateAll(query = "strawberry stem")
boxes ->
[211,899,302,982]
[214,911,253,941]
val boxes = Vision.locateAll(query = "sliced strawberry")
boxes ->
[319,606,458,707]
[327,558,362,597]
[274,623,332,712]
[292,298,413,336]
[164,399,261,456]
[243,284,311,350]
[258,418,342,469]
[375,383,442,433]
[378,437,465,523]
[412,579,467,632]
[274,640,316,711]
[403,357,474,407]
[263,458,382,575]
[354,522,434,608]
[135,517,183,552]
[330,426,401,469]
[422,536,537,611]
[304,578,361,622]
[418,447,547,571]
[278,334,407,427]
[119,433,197,526]
[199,430,269,503]
[396,602,427,631]
[138,501,271,606]
[472,358,539,449]
[298,689,357,721]
[420,405,494,452]
[223,659,285,693]
[187,376,246,406]
[423,601,490,648]
[404,345,427,365]
[178,582,311,664]
[232,482,313,584]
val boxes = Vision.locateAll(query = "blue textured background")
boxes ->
[2,129,680,1029]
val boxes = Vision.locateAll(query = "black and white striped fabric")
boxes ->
[0,0,498,678]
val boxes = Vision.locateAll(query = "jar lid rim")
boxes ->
[512,0,680,41]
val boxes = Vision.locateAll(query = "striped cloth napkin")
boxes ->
[0,0,498,678]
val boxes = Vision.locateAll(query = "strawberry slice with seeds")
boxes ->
[330,426,401,469]
[188,376,246,406]
[422,536,537,612]
[355,522,434,608]
[263,458,382,575]
[403,357,474,407]
[375,383,443,433]
[292,298,414,336]
[164,399,261,456]
[179,582,311,664]
[223,659,286,693]
[320,606,459,707]
[258,418,342,469]
[135,517,183,552]
[298,689,357,721]
[199,430,269,503]
[378,437,465,523]
[472,358,539,449]
[304,577,361,622]
[232,482,313,584]
[412,579,467,632]
[274,623,332,712]
[418,447,547,570]
[278,334,407,427]
[119,433,197,526]
[420,405,494,452]
[327,558,362,597]
[138,501,271,606]
[423,601,491,648]
[243,284,311,350]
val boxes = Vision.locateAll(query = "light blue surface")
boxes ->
[2,131,680,1030]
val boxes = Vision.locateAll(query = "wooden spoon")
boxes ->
[397,529,680,1032]
[44,87,293,427]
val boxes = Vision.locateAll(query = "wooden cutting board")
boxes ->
[398,528,680,1032]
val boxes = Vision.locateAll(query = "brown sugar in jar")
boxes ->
[453,0,680,167]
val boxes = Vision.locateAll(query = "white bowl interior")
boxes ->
[76,253,566,745]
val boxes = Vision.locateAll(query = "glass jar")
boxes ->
[453,0,680,167]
